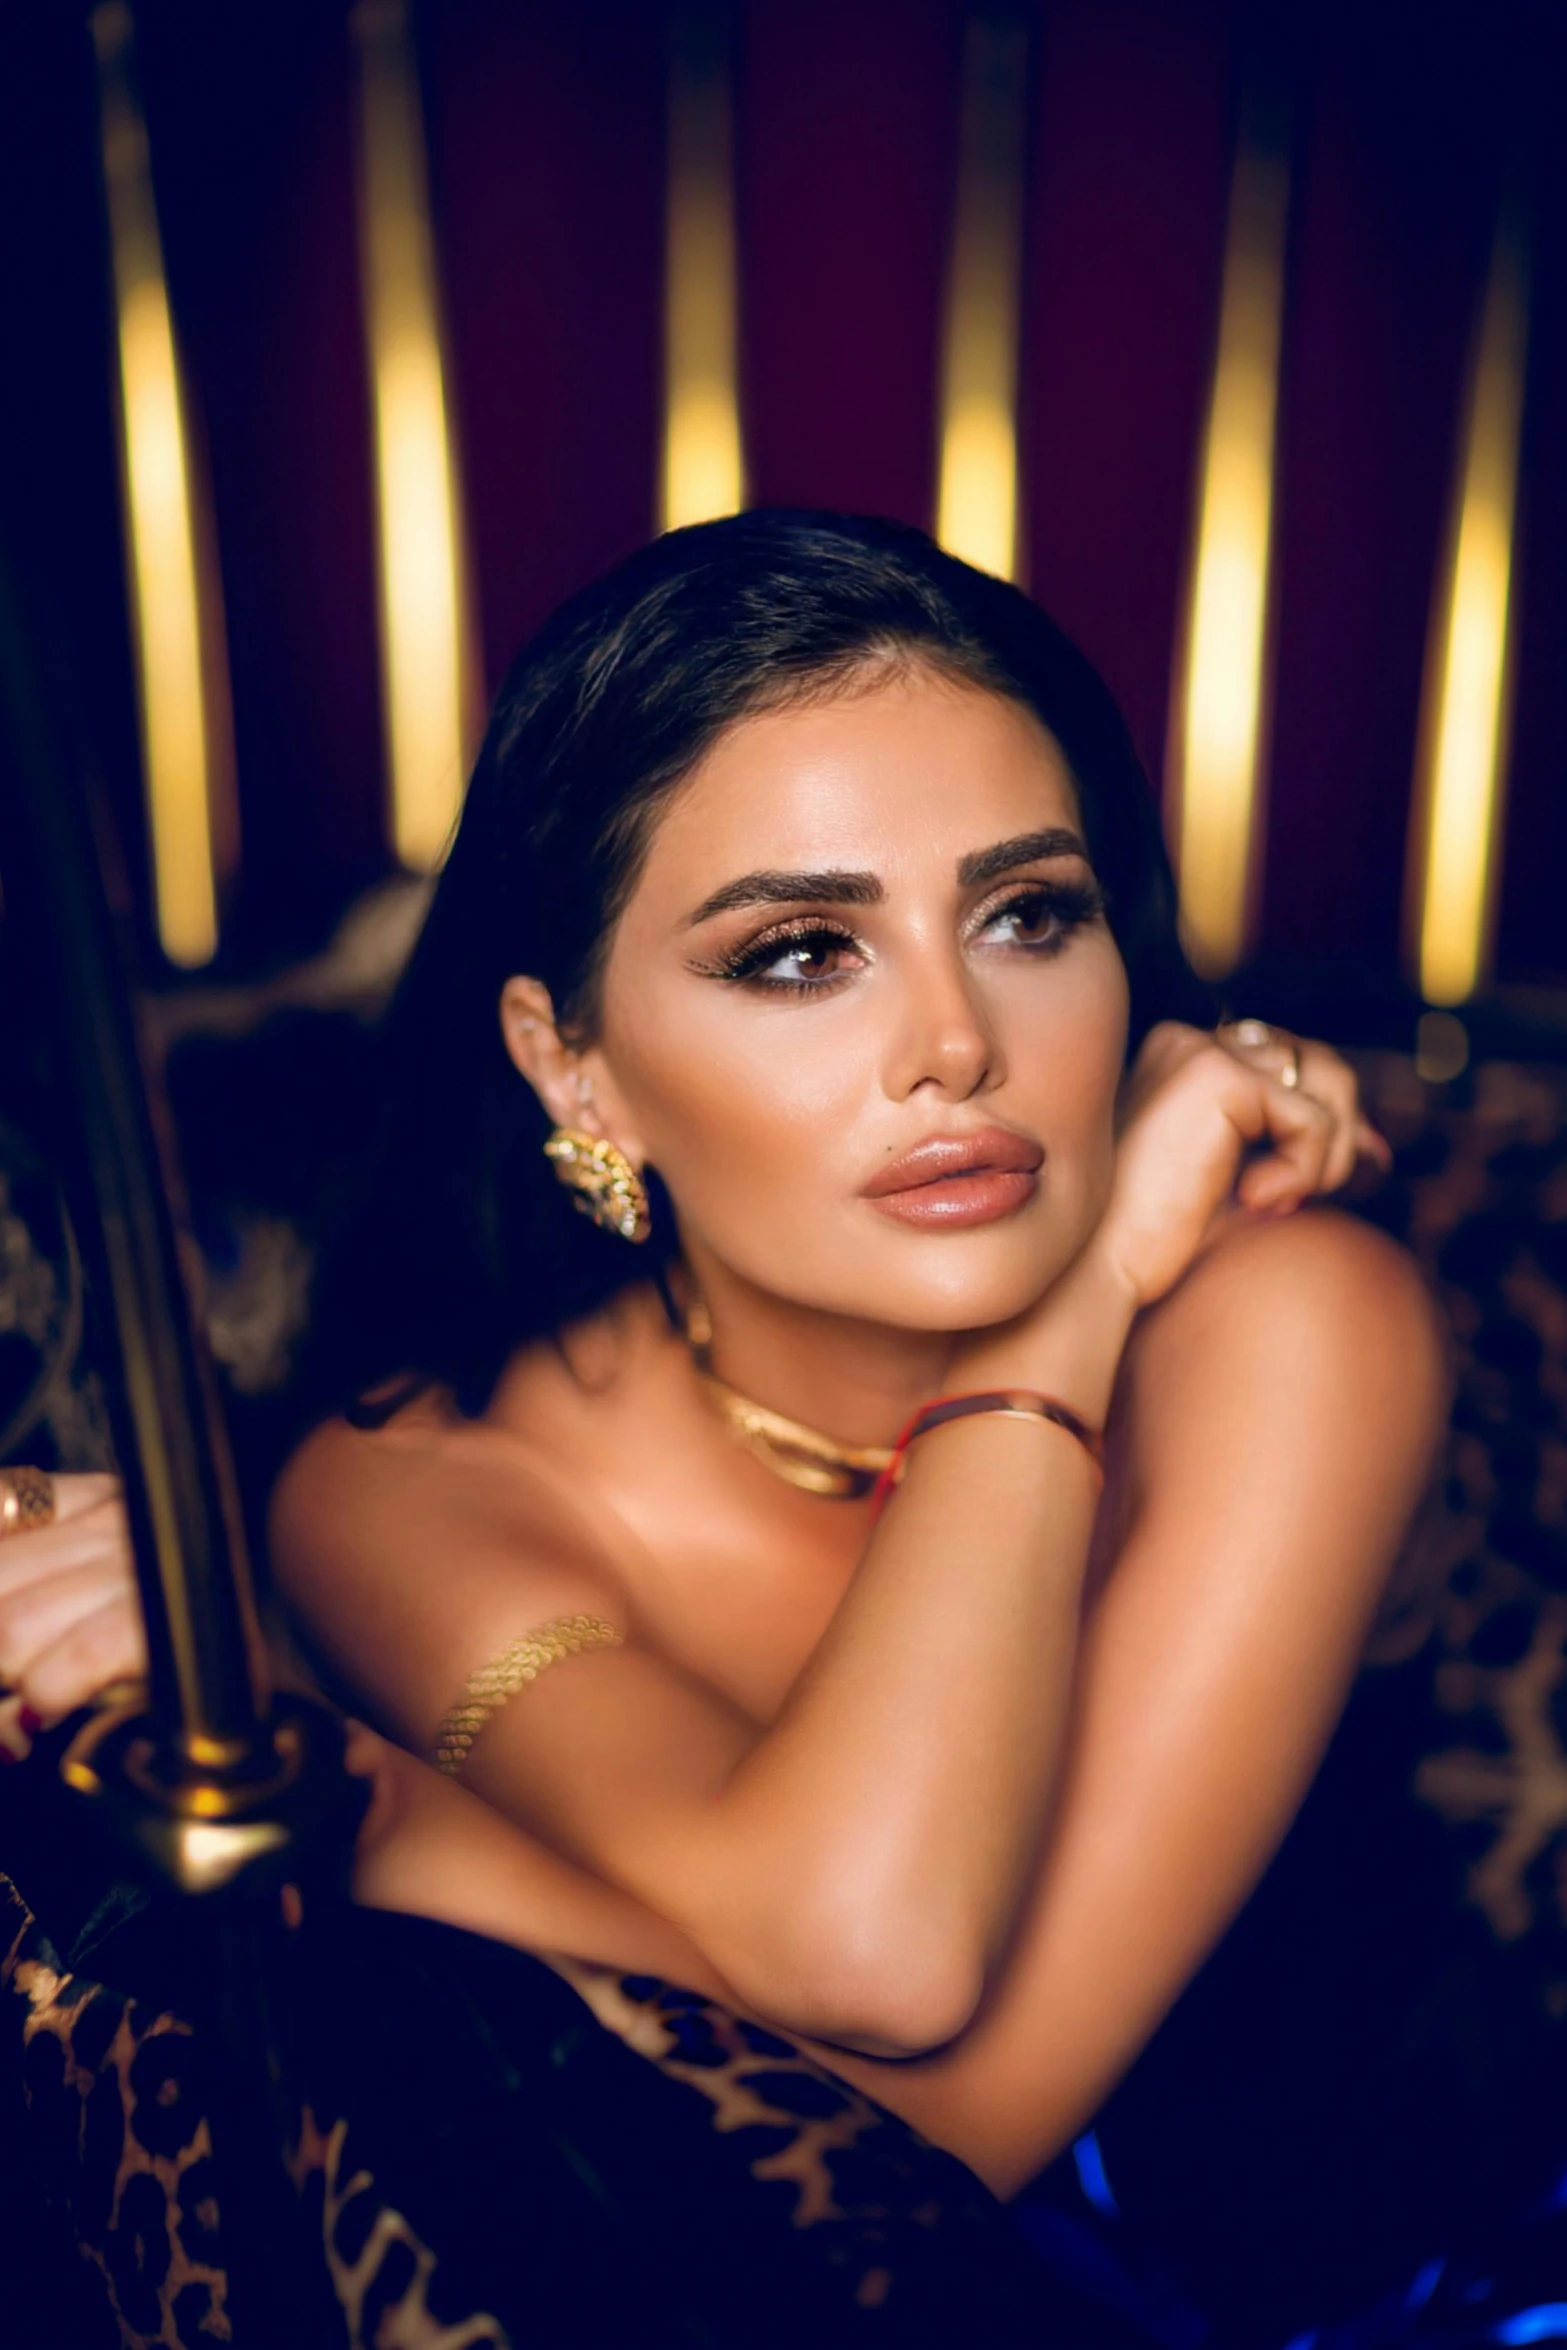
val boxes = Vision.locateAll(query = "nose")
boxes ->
[882,947,1005,1104]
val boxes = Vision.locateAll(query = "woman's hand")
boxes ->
[954,1022,1389,1411]
[340,1716,413,1854]
[1210,1021,1391,1198]
[0,1473,146,1762]
[1093,1020,1389,1311]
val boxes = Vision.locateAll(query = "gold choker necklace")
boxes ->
[683,1295,894,1501]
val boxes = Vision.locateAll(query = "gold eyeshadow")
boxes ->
[690,877,1107,998]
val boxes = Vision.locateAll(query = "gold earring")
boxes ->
[544,1128,652,1243]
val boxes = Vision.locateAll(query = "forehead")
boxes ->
[635,672,1084,904]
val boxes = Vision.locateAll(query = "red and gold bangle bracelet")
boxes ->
[869,1389,1105,1521]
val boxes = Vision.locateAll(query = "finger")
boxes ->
[1285,1042,1395,1186]
[1139,1020,1208,1070]
[1219,1027,1357,1183]
[1215,1019,1307,1094]
[1320,1132,1358,1193]
[1318,1111,1361,1193]
[0,1498,132,1600]
[1221,1046,1352,1196]
[48,1474,123,1526]
[0,1691,30,1765]
[1219,1028,1354,1190]
[1234,1081,1336,1211]
[0,1557,142,1686]
[342,1721,410,1846]
[1292,1047,1362,1192]
[17,1597,149,1728]
[343,1718,388,1777]
[1354,1115,1394,1172]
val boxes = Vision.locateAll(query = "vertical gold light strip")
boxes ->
[935,7,1029,581]
[93,3,229,969]
[1168,111,1289,980]
[352,0,473,873]
[662,5,745,531]
[1410,222,1529,1008]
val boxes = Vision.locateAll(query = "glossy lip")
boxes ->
[861,1127,1043,1229]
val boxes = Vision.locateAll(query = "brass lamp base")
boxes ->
[61,1688,365,1899]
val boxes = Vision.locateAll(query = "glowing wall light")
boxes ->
[93,4,234,969]
[1168,112,1289,980]
[935,7,1029,580]
[1409,222,1530,1007]
[352,0,474,873]
[662,7,745,531]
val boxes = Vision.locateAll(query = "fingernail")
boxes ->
[17,1706,42,1739]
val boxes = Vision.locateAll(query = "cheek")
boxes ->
[609,986,870,1202]
[993,945,1127,1152]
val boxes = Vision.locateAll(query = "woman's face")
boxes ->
[583,667,1129,1334]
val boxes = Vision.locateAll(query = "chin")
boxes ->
[883,1262,1069,1336]
[818,1219,1086,1337]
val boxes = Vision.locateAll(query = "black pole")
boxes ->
[0,555,267,1765]
[0,551,361,2343]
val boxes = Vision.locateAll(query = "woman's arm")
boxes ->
[271,1276,1117,2056]
[328,1207,1445,2199]
[272,1029,1346,2057]
[344,1721,735,1993]
[823,1207,1449,2191]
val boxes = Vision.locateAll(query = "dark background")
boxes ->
[0,0,1562,1026]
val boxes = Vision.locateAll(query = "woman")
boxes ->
[0,514,1442,2273]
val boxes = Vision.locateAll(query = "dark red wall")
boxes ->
[1,0,1557,1005]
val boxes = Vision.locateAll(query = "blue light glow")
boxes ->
[1404,2260,1445,2313]
[1072,2130,1119,2220]
[1492,2307,1567,2345]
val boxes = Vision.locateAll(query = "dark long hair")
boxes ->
[305,510,1211,1420]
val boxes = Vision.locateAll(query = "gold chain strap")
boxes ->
[431,1614,624,1778]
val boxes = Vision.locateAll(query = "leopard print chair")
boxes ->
[0,1857,1134,2350]
[7,1050,1567,2347]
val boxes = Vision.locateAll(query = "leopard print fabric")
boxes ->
[2,1873,984,2350]
[285,2106,507,2350]
[2,1873,230,2348]
[1357,1056,1567,1994]
[551,1956,944,2299]
[2,1872,505,2350]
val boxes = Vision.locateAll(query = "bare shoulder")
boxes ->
[1125,1205,1449,1474]
[268,1399,631,1745]
[271,1402,605,1585]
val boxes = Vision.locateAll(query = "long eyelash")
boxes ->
[693,917,860,987]
[692,879,1107,996]
[978,877,1108,936]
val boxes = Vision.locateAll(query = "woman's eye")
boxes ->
[695,922,867,992]
[985,890,1065,948]
[751,930,861,986]
[978,881,1104,953]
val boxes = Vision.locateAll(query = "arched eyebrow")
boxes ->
[683,870,882,926]
[956,828,1091,887]
[683,827,1092,928]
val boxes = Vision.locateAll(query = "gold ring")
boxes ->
[1222,1018,1302,1091]
[0,1467,55,1541]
